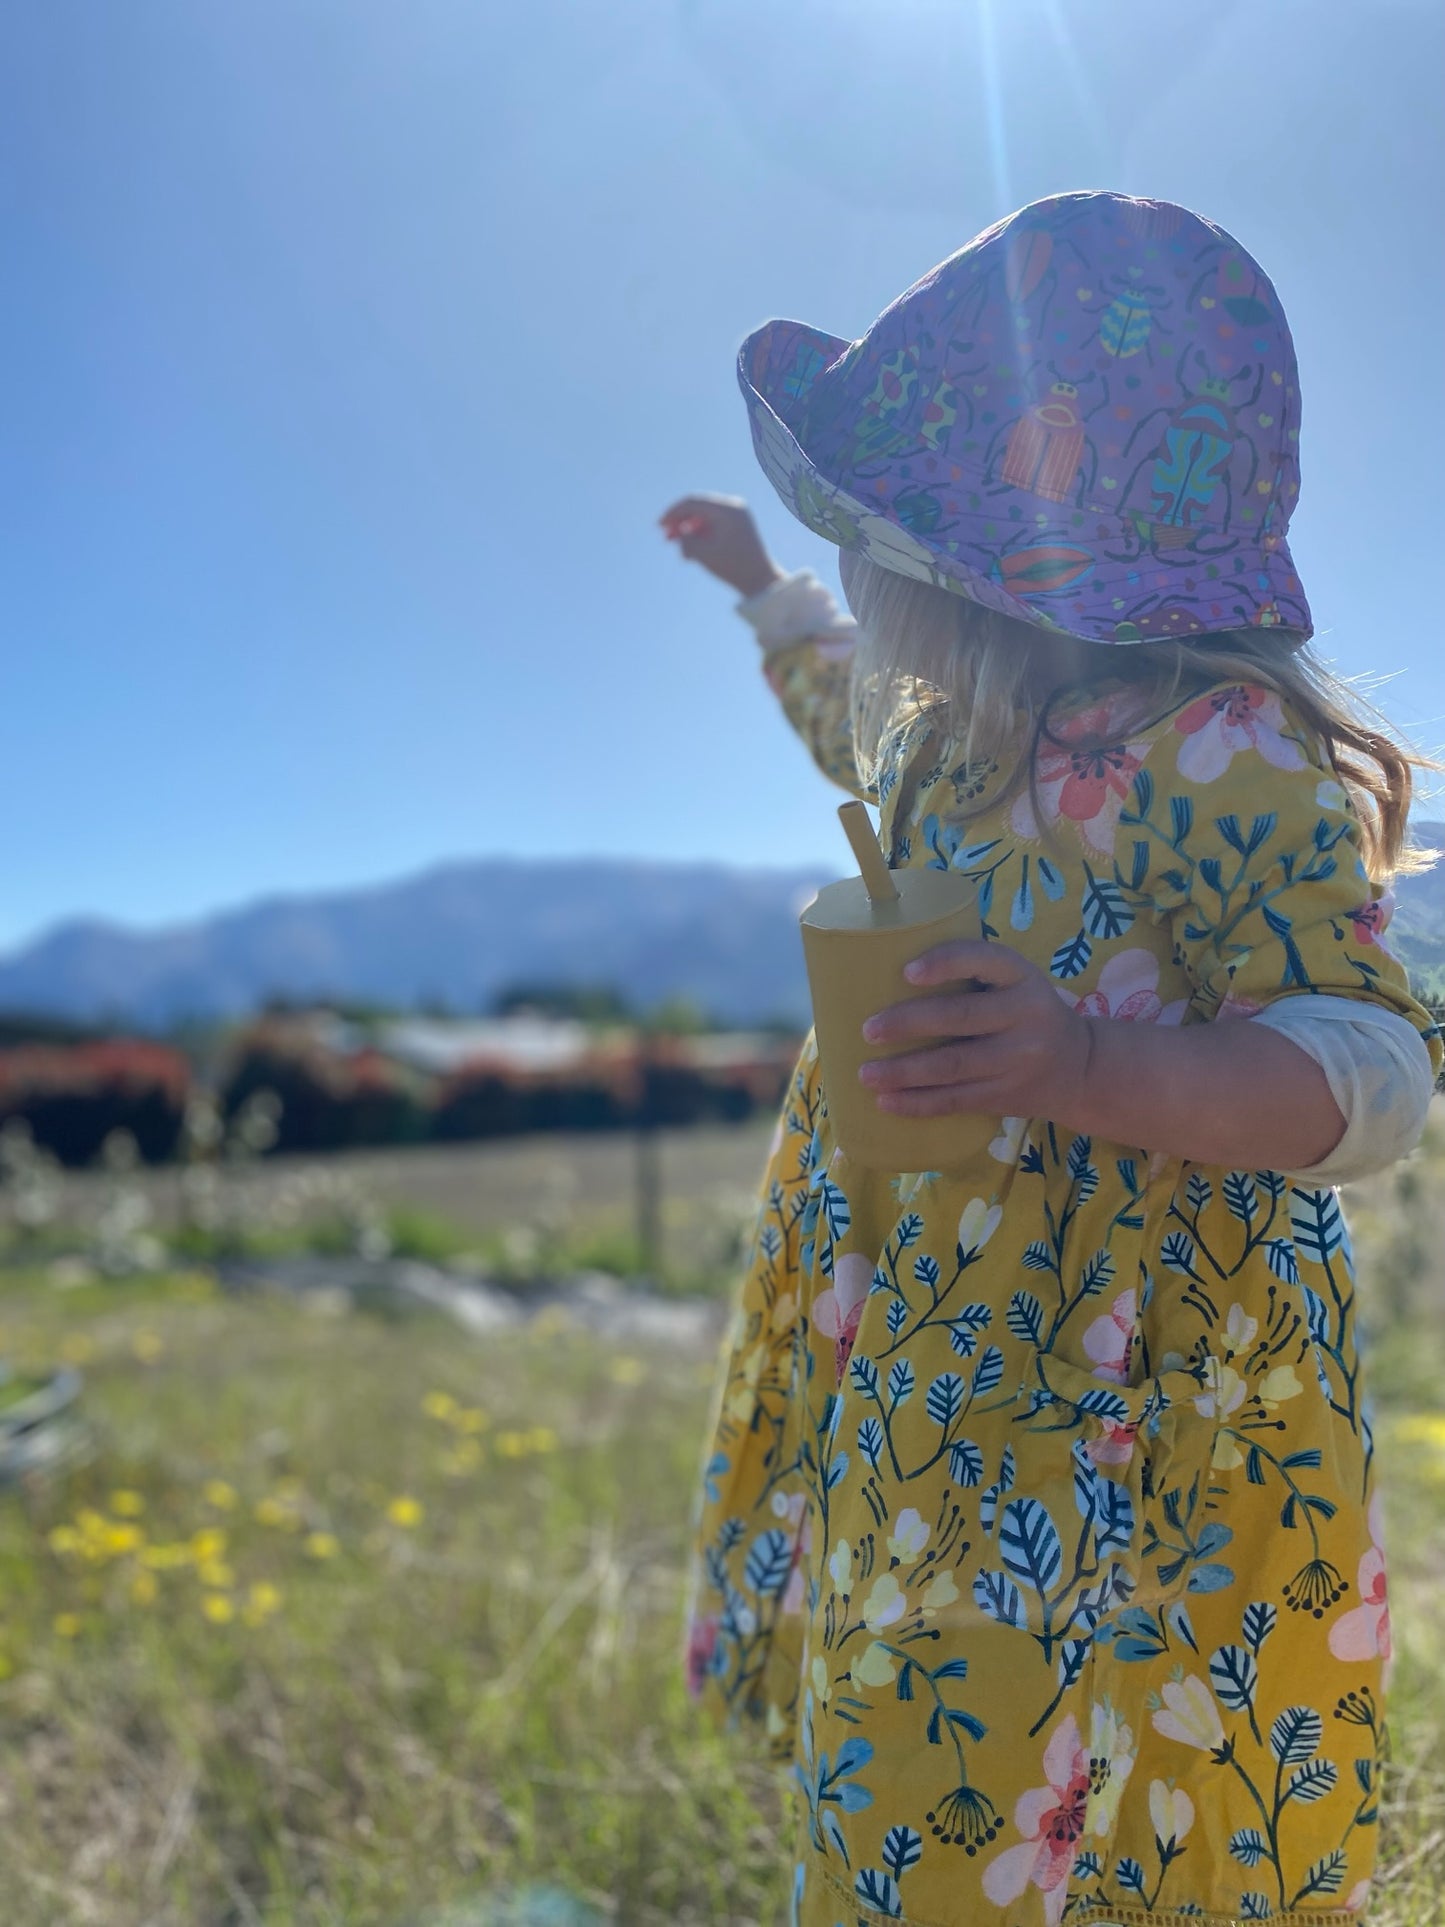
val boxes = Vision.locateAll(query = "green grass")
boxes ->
[1,1123,1444,1922]
[0,1274,784,1925]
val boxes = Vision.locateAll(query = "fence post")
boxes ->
[634,1034,662,1282]
[634,1120,661,1282]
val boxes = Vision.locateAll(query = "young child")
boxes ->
[665,192,1439,1926]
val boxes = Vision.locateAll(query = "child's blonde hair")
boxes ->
[841,554,1429,887]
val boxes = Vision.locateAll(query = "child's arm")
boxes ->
[859,684,1441,1175]
[859,939,1349,1170]
[661,494,869,801]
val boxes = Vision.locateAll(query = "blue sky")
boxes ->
[3,0,1441,950]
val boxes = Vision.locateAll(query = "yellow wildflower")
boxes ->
[386,1496,423,1529]
[140,1541,192,1570]
[201,1594,234,1625]
[454,1407,489,1434]
[198,1559,235,1589]
[253,1498,300,1530]
[422,1390,458,1422]
[131,1331,165,1364]
[304,1531,340,1560]
[609,1356,645,1387]
[53,1613,82,1639]
[110,1489,145,1517]
[76,1510,111,1563]
[203,1480,238,1511]
[48,1525,80,1557]
[190,1528,227,1563]
[104,1523,144,1557]
[441,1442,483,1476]
[1394,1413,1445,1451]
[526,1427,559,1454]
[242,1582,282,1626]
[495,1431,527,1458]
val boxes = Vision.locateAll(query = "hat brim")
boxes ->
[739,317,1311,648]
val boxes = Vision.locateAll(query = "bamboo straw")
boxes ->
[837,801,900,905]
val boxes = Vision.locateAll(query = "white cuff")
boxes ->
[1252,995,1435,1184]
[736,570,858,654]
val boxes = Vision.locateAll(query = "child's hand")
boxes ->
[660,494,785,599]
[858,940,1092,1120]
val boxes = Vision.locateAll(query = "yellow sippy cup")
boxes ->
[800,801,998,1173]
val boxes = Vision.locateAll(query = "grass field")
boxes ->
[0,1123,1442,1924]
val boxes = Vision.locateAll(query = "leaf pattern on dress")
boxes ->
[686,664,1438,1924]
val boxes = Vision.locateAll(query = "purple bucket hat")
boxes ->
[739,190,1310,645]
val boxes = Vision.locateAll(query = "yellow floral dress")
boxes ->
[686,635,1440,1927]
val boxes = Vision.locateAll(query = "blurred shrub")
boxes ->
[0,1016,799,1169]
[0,1041,188,1167]
[434,1039,791,1141]
[222,1028,429,1153]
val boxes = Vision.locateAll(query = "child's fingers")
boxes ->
[861,1026,1019,1092]
[859,1041,976,1091]
[661,508,709,536]
[861,984,1020,1047]
[902,939,1021,989]
[659,492,742,528]
[659,495,710,525]
[875,1080,1001,1117]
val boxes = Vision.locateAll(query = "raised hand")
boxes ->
[659,494,785,599]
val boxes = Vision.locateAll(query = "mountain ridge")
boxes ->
[0,856,839,1030]
[4,827,1443,1029]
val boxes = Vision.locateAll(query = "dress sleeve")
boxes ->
[1120,680,1443,1072]
[738,571,872,802]
[1250,996,1435,1182]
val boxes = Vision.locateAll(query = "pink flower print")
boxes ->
[1061,949,1189,1026]
[812,1251,873,1384]
[1216,989,1264,1022]
[1087,1417,1139,1468]
[1347,892,1395,952]
[981,1712,1090,1924]
[1329,1491,1391,1662]
[766,1489,811,1615]
[1082,1289,1138,1385]
[781,1510,813,1616]
[1032,713,1150,857]
[684,1613,719,1698]
[1174,682,1307,786]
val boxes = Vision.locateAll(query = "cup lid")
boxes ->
[800,866,977,932]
